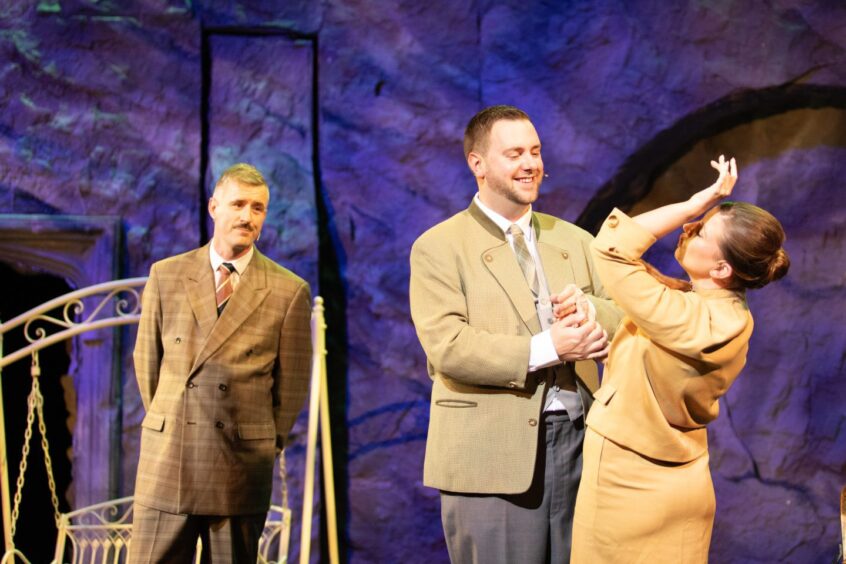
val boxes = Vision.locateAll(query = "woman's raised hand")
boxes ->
[632,155,738,239]
[689,155,738,213]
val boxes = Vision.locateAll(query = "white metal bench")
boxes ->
[50,497,291,564]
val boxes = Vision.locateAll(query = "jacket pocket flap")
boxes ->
[141,412,165,432]
[238,423,275,440]
[593,384,617,406]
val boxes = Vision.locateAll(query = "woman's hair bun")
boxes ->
[766,248,790,284]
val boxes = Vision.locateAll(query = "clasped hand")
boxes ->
[548,284,609,362]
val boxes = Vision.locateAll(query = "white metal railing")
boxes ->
[52,496,133,564]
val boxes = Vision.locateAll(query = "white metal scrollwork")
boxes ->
[0,278,147,369]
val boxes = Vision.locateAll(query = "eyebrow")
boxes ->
[503,144,542,153]
[231,197,267,207]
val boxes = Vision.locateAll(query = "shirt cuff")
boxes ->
[529,330,560,372]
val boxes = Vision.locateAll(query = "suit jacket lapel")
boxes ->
[184,245,218,341]
[537,242,577,294]
[535,214,579,294]
[189,249,271,376]
[468,202,541,334]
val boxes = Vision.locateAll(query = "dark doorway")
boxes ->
[0,262,73,562]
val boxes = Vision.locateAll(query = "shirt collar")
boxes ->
[473,193,534,241]
[209,244,254,275]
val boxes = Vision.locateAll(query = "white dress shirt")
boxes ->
[210,244,255,291]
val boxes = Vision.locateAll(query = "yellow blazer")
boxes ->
[410,202,622,494]
[587,209,753,463]
[133,245,312,515]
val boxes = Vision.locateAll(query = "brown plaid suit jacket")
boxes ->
[133,244,312,515]
[409,202,623,494]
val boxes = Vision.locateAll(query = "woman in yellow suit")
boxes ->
[566,156,790,563]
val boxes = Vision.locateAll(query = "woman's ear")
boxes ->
[711,260,733,283]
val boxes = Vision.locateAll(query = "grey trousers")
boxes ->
[128,503,265,564]
[441,413,584,564]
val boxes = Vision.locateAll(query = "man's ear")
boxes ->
[208,196,217,219]
[467,152,485,179]
[711,260,733,283]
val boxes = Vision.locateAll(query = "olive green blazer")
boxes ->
[409,202,622,494]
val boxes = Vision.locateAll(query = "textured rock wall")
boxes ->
[1,1,844,562]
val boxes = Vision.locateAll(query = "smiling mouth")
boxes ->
[515,176,535,184]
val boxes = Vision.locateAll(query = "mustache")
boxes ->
[234,222,254,231]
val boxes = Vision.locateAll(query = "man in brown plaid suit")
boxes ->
[409,106,623,563]
[128,163,312,563]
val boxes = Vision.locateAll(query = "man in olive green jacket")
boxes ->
[410,106,622,564]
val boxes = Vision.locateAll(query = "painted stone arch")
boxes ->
[577,83,846,562]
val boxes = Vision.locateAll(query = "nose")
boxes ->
[520,153,538,171]
[239,206,252,222]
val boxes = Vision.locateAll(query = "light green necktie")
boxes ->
[508,224,539,296]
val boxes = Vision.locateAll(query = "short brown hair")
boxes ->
[463,105,531,158]
[717,202,790,290]
[214,163,268,193]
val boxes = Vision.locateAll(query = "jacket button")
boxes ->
[528,419,538,426]
[186,382,195,388]
[608,247,616,253]
[484,254,493,263]
[561,251,569,259]
[607,216,619,228]
[218,384,228,391]
[215,421,224,429]
[175,337,182,344]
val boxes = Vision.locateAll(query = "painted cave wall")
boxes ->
[1,1,844,563]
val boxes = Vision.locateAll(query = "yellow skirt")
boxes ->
[571,427,716,563]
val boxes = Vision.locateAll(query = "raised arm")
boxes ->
[588,156,747,356]
[633,155,737,237]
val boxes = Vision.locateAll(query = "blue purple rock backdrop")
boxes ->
[0,1,844,562]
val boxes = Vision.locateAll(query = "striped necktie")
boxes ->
[215,262,236,315]
[508,224,539,296]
